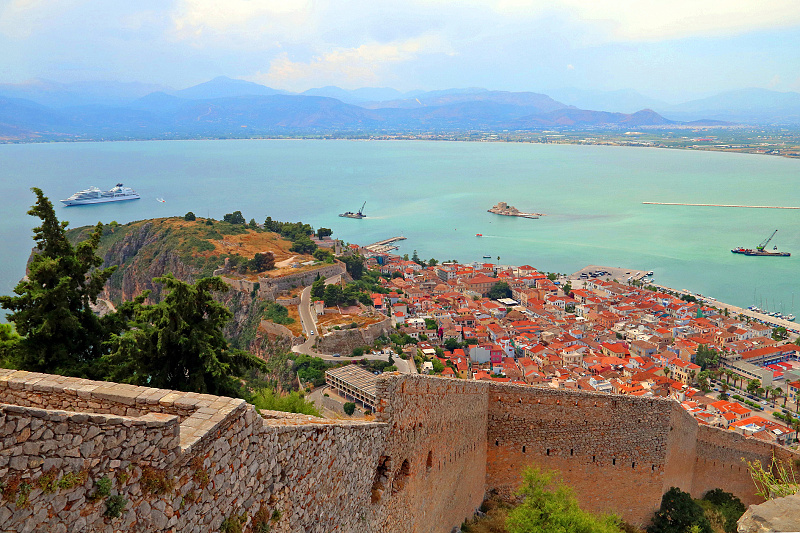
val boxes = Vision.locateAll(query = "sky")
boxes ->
[2,0,800,102]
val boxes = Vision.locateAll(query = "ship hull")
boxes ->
[731,249,790,257]
[61,196,140,206]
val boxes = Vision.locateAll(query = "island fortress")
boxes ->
[0,369,796,532]
[487,202,543,218]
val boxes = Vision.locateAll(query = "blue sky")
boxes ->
[2,0,800,102]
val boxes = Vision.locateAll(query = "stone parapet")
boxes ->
[1,369,799,532]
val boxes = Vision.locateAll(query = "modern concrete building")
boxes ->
[325,365,378,411]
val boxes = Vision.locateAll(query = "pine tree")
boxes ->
[0,188,116,376]
[104,274,265,396]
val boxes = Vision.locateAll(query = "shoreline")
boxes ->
[2,135,799,160]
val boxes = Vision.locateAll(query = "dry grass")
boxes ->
[284,305,305,336]
[316,312,384,331]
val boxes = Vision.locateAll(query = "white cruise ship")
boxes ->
[61,184,140,206]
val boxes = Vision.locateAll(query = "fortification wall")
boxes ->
[2,368,799,532]
[258,262,345,298]
[485,383,678,525]
[315,316,392,354]
[372,375,489,532]
[259,319,301,344]
[0,369,387,532]
[691,425,798,506]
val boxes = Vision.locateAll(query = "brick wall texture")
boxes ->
[0,369,798,532]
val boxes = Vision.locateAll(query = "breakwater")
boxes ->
[643,202,800,209]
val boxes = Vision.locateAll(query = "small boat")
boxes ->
[483,255,492,259]
[785,314,796,321]
[156,198,165,203]
[476,233,482,237]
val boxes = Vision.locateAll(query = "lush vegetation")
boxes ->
[694,345,720,371]
[263,217,318,254]
[263,302,294,325]
[488,282,512,300]
[0,189,330,416]
[250,389,320,416]
[647,487,746,533]
[0,188,118,377]
[462,467,625,533]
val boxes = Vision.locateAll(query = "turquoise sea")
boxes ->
[1,140,799,315]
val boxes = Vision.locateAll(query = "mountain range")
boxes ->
[2,76,796,141]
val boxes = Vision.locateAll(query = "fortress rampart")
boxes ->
[0,369,797,532]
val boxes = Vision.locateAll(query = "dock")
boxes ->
[365,236,406,253]
[643,202,800,210]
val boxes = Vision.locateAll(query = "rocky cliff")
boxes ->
[66,217,292,351]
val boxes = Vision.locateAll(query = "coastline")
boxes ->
[2,133,800,160]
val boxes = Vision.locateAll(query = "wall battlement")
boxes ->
[0,369,797,532]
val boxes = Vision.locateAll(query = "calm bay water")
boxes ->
[1,139,799,315]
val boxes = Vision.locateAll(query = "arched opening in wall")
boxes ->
[426,451,433,472]
[522,446,526,453]
[371,456,392,504]
[392,459,411,495]
[652,465,655,472]
[612,458,616,466]
[495,440,499,446]
[546,449,550,456]
[632,462,635,469]
[570,449,574,456]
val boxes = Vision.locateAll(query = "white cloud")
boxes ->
[456,0,800,42]
[0,0,87,38]
[247,34,453,90]
[171,0,314,46]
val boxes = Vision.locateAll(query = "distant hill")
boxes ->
[171,76,286,100]
[0,77,737,140]
[0,79,169,108]
[657,88,800,123]
[514,108,674,128]
[544,88,670,115]
[302,86,408,105]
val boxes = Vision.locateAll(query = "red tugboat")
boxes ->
[732,230,791,257]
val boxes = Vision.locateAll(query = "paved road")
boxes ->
[291,274,415,371]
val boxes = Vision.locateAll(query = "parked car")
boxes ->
[333,353,341,358]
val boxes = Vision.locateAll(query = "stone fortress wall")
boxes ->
[1,370,798,532]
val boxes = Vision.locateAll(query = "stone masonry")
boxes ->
[1,369,798,532]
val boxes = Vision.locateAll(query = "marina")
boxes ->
[364,236,407,253]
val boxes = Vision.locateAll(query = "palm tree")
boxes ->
[764,386,774,405]
[774,387,784,408]
[663,367,671,380]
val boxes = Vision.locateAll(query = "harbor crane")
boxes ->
[757,229,779,252]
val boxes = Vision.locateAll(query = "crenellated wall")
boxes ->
[1,369,798,532]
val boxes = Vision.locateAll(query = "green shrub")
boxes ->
[506,466,623,533]
[105,495,128,518]
[343,402,356,416]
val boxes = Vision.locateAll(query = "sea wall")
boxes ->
[1,369,798,532]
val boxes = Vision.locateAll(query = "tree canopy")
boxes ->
[647,487,712,533]
[506,467,623,533]
[488,281,512,300]
[104,274,265,396]
[0,188,117,377]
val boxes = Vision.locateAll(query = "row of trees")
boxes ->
[0,189,266,398]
